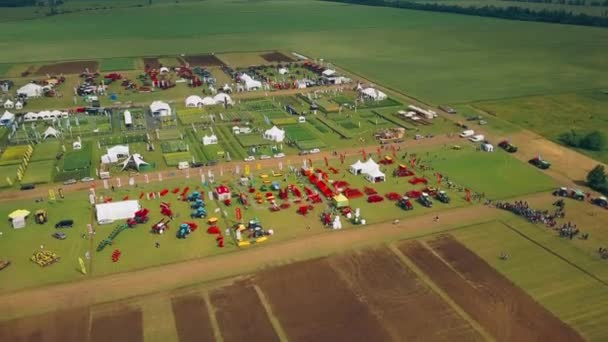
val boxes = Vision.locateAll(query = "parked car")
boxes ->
[273,153,285,159]
[529,157,551,170]
[81,177,95,182]
[459,130,475,138]
[244,156,256,162]
[20,183,35,191]
[260,155,271,160]
[309,148,321,154]
[52,232,67,240]
[498,140,518,153]
[63,179,77,185]
[55,219,74,229]
[298,150,310,156]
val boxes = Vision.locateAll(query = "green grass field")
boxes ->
[452,220,608,340]
[163,151,191,166]
[30,142,59,162]
[100,57,136,71]
[236,134,270,147]
[21,160,55,184]
[62,142,92,171]
[0,145,30,166]
[0,0,605,105]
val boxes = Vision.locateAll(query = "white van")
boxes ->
[459,129,475,138]
[469,134,485,142]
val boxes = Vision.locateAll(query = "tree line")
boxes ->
[559,130,606,151]
[321,0,608,27]
[500,0,608,7]
[587,165,608,196]
[0,0,37,7]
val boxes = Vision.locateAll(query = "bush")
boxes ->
[587,164,608,195]
[559,130,606,151]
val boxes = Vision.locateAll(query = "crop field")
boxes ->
[235,134,270,147]
[160,140,187,153]
[29,142,59,162]
[61,142,92,171]
[21,160,55,184]
[241,99,277,112]
[163,151,191,166]
[100,57,136,72]
[0,164,19,186]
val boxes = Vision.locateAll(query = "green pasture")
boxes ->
[30,141,59,162]
[422,147,556,199]
[160,140,187,153]
[235,134,270,147]
[0,0,605,105]
[21,160,55,184]
[158,128,182,141]
[0,63,11,77]
[471,90,608,163]
[100,57,136,72]
[62,142,92,171]
[452,220,608,340]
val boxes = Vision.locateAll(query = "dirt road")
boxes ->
[0,203,501,320]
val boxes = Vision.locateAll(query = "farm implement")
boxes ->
[31,250,60,267]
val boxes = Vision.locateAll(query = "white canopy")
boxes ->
[350,160,365,174]
[95,200,141,224]
[107,145,129,157]
[322,69,336,77]
[159,67,170,73]
[121,153,149,171]
[278,67,289,75]
[185,95,204,107]
[43,126,60,139]
[17,83,43,98]
[23,110,68,122]
[264,125,285,142]
[240,73,262,91]
[202,134,218,146]
[364,167,385,183]
[150,101,171,117]
[0,111,15,126]
[213,93,233,105]
[361,87,387,101]
[202,96,216,106]
[3,99,14,109]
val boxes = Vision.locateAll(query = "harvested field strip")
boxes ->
[210,281,279,342]
[255,258,390,342]
[171,295,215,342]
[329,248,483,341]
[215,125,246,160]
[400,238,583,342]
[91,308,143,342]
[0,308,89,342]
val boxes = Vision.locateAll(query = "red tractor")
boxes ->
[126,208,150,227]
[398,196,414,210]
[151,218,171,234]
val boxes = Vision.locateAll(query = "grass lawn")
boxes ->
[163,151,192,166]
[0,63,11,77]
[22,160,55,184]
[471,90,608,163]
[235,134,270,147]
[100,57,136,72]
[62,142,92,171]
[0,164,20,186]
[30,141,59,162]
[422,147,556,199]
[451,220,608,340]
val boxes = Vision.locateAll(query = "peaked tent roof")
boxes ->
[185,95,203,106]
[43,126,60,139]
[213,93,233,105]
[350,160,365,170]
[121,153,149,171]
[0,111,15,122]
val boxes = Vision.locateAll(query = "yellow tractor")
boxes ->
[35,210,48,224]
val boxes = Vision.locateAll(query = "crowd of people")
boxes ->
[494,200,564,227]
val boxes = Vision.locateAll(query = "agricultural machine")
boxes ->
[151,219,171,234]
[35,210,48,224]
[190,198,205,209]
[191,207,207,218]
[436,191,450,204]
[97,223,130,252]
[592,196,608,209]
[394,165,415,177]
[112,249,121,262]
[160,202,173,217]
[552,187,585,201]
[127,208,150,227]
[498,140,518,153]
[31,250,60,267]
[0,259,11,271]
[529,157,551,170]
[418,193,433,208]
[177,222,198,239]
[187,191,202,202]
[398,196,414,210]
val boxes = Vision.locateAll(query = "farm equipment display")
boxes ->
[436,190,450,203]
[31,250,60,267]
[0,259,11,271]
[35,210,48,224]
[151,218,171,234]
[529,156,551,169]
[418,193,433,208]
[126,208,150,227]
[552,187,585,201]
[398,196,413,210]
[97,223,130,251]
[177,222,198,239]
[160,202,173,217]
[191,206,207,218]
[409,177,428,185]
[187,191,202,202]
[498,140,518,153]
[394,165,414,177]
[190,198,205,209]
[112,249,121,262]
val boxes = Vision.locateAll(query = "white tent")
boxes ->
[22,110,67,122]
[101,145,129,164]
[185,95,204,108]
[213,93,233,105]
[360,87,387,101]
[240,73,262,91]
[121,153,149,171]
[43,126,60,139]
[159,67,170,74]
[0,111,15,126]
[278,67,289,75]
[73,141,82,150]
[202,96,216,106]
[202,134,218,146]
[15,101,23,110]
[363,167,385,183]
[17,83,43,98]
[298,116,306,123]
[95,200,141,224]
[3,99,14,109]
[150,101,172,117]
[322,69,336,77]
[350,160,365,175]
[264,126,285,142]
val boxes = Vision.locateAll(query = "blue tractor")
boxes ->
[190,198,205,209]
[187,191,201,202]
[176,223,191,239]
[191,206,207,218]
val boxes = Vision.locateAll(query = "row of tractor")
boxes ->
[552,187,608,209]
[398,190,450,210]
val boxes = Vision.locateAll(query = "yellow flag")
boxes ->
[49,189,56,201]
[256,163,261,170]
[78,257,87,275]
[244,164,250,176]
[6,177,12,186]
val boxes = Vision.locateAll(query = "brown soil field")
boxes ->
[210,280,279,342]
[182,54,224,66]
[261,52,294,63]
[329,248,483,341]
[401,237,583,342]
[171,295,215,342]
[0,308,89,342]
[35,60,98,75]
[255,257,390,342]
[90,307,143,342]
[429,235,584,341]
[143,57,160,69]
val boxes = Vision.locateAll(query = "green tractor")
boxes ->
[418,193,433,208]
[436,191,450,204]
